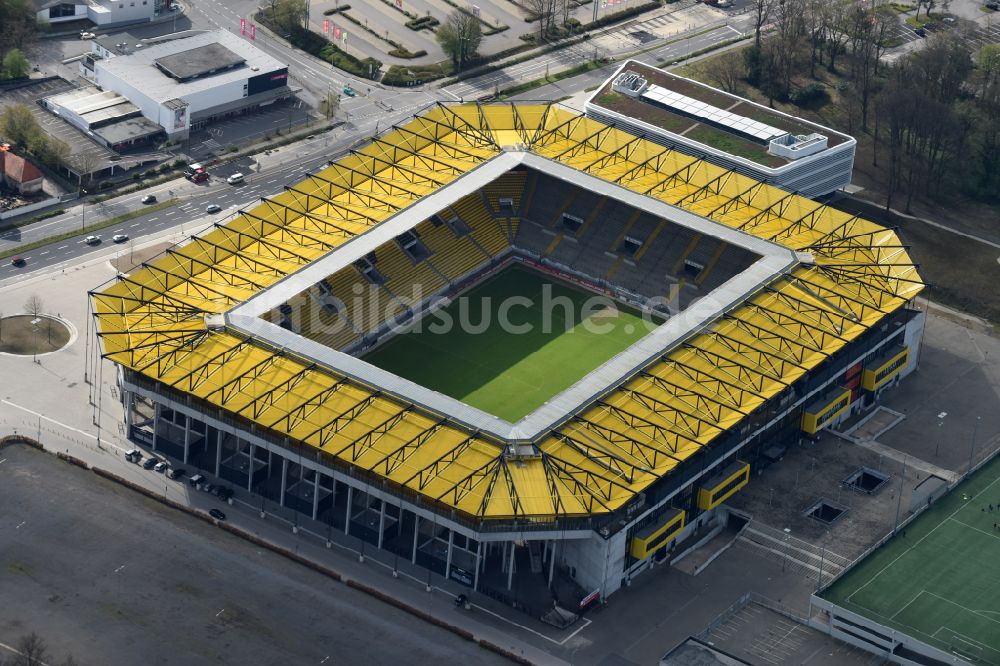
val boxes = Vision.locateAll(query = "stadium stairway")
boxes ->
[634,219,666,262]
[482,170,527,215]
[735,523,851,586]
[610,209,643,253]
[520,169,539,216]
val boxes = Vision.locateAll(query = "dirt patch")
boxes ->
[0,315,71,355]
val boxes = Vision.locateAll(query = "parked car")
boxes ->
[216,486,234,501]
[141,194,157,204]
[112,234,129,243]
[84,235,101,245]
[142,457,157,470]
[154,461,167,473]
[80,32,96,39]
[942,16,956,23]
[167,468,187,480]
[125,449,141,462]
[205,204,222,214]
[226,173,244,185]
[11,256,25,266]
[188,473,205,487]
[915,27,927,37]
[209,508,226,521]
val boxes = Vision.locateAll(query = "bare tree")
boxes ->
[13,632,49,666]
[704,50,745,93]
[523,0,558,42]
[24,294,44,318]
[74,151,102,193]
[751,0,772,48]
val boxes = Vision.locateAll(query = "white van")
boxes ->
[226,173,244,185]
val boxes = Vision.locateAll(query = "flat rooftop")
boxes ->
[589,61,850,168]
[154,42,245,81]
[96,29,287,102]
[44,86,138,127]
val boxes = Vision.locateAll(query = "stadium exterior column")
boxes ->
[507,541,515,590]
[279,456,288,507]
[377,500,386,550]
[152,403,160,452]
[411,514,420,564]
[214,430,222,476]
[182,415,191,464]
[445,529,454,578]
[344,485,353,535]
[473,540,482,591]
[247,443,255,491]
[123,391,133,431]
[311,473,320,520]
[548,540,557,587]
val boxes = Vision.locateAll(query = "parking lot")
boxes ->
[0,444,510,666]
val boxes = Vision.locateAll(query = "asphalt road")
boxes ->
[443,22,746,101]
[0,99,438,286]
[0,444,511,666]
[0,157,327,283]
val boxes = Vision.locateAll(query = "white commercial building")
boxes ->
[88,29,291,140]
[35,0,157,28]
[586,61,857,199]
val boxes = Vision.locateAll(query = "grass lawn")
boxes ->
[362,265,656,421]
[823,453,1000,664]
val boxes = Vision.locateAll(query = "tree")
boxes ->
[0,0,38,52]
[24,294,44,319]
[751,0,772,48]
[975,44,1000,99]
[0,631,77,666]
[704,50,745,93]
[436,9,482,71]
[36,135,70,168]
[271,0,307,35]
[2,47,30,79]
[10,631,48,666]
[522,0,558,43]
[321,90,340,120]
[0,103,43,149]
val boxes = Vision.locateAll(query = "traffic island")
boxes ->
[0,315,72,356]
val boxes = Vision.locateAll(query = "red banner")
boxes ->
[334,26,341,40]
[250,23,256,40]
[323,19,329,32]
[240,17,246,35]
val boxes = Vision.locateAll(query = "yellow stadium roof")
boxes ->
[93,103,923,521]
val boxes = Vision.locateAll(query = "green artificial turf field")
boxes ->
[362,265,657,421]
[823,453,1000,664]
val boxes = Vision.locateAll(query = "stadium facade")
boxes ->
[93,103,923,619]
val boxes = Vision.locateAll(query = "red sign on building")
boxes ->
[240,17,246,35]
[250,23,256,40]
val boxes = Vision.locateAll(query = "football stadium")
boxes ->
[91,102,924,619]
[815,453,1000,665]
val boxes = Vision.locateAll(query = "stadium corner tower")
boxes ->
[92,103,924,619]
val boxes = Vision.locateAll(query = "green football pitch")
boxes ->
[823,453,1000,664]
[362,265,657,421]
